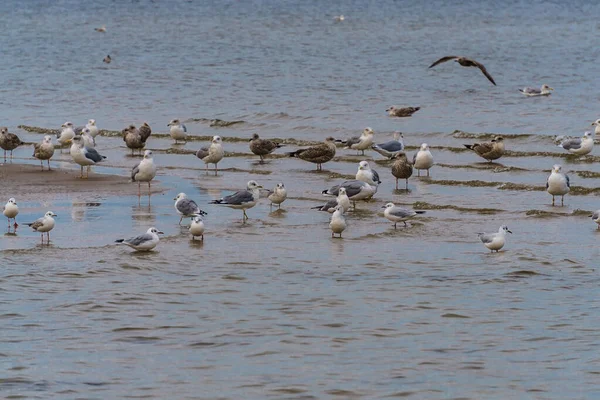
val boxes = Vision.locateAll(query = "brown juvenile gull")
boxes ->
[391,152,413,190]
[33,135,55,171]
[139,122,152,143]
[429,56,496,86]
[122,125,146,155]
[103,55,111,64]
[464,136,505,162]
[249,133,284,162]
[95,25,106,32]
[0,127,24,162]
[195,135,224,173]
[287,137,337,171]
[386,106,420,118]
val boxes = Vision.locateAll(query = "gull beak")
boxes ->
[257,185,263,188]
[507,230,512,234]
[549,87,554,90]
[173,197,177,200]
[381,205,386,209]
[592,122,597,126]
[157,230,164,235]
[52,213,58,217]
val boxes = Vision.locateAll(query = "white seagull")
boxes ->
[312,187,351,213]
[546,164,570,206]
[558,131,594,156]
[371,131,405,159]
[167,119,187,143]
[69,136,106,178]
[195,135,224,173]
[116,227,163,251]
[356,161,381,186]
[189,216,205,240]
[382,203,425,229]
[132,150,157,199]
[478,225,512,252]
[174,193,208,225]
[322,180,377,209]
[57,121,76,151]
[519,84,553,96]
[3,198,19,228]
[329,205,347,238]
[338,127,375,155]
[413,143,434,176]
[210,180,263,222]
[266,183,287,210]
[26,211,57,243]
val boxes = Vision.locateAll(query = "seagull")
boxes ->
[69,136,106,178]
[478,225,512,252]
[338,127,375,155]
[195,135,224,173]
[371,131,405,159]
[95,25,106,32]
[103,55,111,64]
[122,125,146,155]
[546,164,570,206]
[249,133,284,162]
[167,119,187,143]
[81,127,96,148]
[519,84,553,96]
[57,122,76,151]
[0,127,23,162]
[382,203,425,229]
[287,137,337,171]
[189,216,205,240]
[329,205,347,238]
[591,119,600,135]
[558,131,594,156]
[132,150,157,199]
[391,152,413,190]
[3,198,18,228]
[464,136,505,162]
[209,180,262,222]
[139,122,152,143]
[356,161,381,186]
[413,143,434,176]
[334,15,345,22]
[590,210,600,230]
[86,119,99,138]
[26,211,57,243]
[386,106,420,118]
[33,135,55,171]
[266,183,287,210]
[429,56,496,86]
[322,180,377,209]
[174,193,208,225]
[116,227,163,252]
[312,187,350,213]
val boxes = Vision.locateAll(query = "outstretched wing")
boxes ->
[472,60,497,85]
[428,56,458,68]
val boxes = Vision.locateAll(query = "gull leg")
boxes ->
[138,182,141,198]
[80,166,84,179]
[395,178,398,190]
[405,179,409,190]
[551,196,555,206]
[13,218,18,228]
[561,196,564,206]
[214,163,218,176]
[179,216,183,225]
[278,203,281,209]
[48,160,51,170]
[201,234,204,241]
[404,221,407,227]
[394,222,397,229]
[417,169,420,177]
[148,182,151,198]
[427,169,430,177]
[331,231,334,238]
[40,160,44,170]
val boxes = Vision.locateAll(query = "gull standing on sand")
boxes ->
[81,127,96,148]
[195,135,224,173]
[382,203,425,229]
[210,180,262,222]
[429,56,496,85]
[116,227,163,251]
[266,182,287,210]
[312,187,350,213]
[591,119,600,135]
[322,180,377,209]
[3,198,18,228]
[0,127,23,162]
[356,161,381,186]
[85,119,99,138]
[391,152,413,190]
[338,127,375,155]
[189,216,205,240]
[33,135,55,171]
[168,119,187,143]
[590,210,600,230]
[413,143,434,176]
[386,106,420,118]
[174,193,208,225]
[122,125,145,155]
[464,136,505,162]
[249,133,284,162]
[26,211,57,243]
[478,225,512,252]
[558,131,594,156]
[57,122,76,151]
[372,131,405,159]
[132,150,157,199]
[546,164,570,206]
[329,205,347,238]
[519,84,553,96]
[70,136,106,178]
[287,137,337,171]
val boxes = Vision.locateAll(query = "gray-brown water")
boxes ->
[3,0,600,398]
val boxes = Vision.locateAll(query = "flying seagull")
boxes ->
[429,56,496,86]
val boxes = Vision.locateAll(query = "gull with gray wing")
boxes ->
[372,132,405,159]
[209,180,262,222]
[478,225,512,252]
[174,193,208,225]
[322,180,377,209]
[382,203,425,229]
[116,227,163,251]
[70,136,106,178]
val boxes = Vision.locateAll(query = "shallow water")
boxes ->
[2,1,600,399]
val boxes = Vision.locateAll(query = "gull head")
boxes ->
[358,160,370,171]
[583,131,593,139]
[82,127,91,135]
[71,136,84,146]
[325,136,336,143]
[552,164,562,174]
[7,198,16,205]
[393,131,403,140]
[338,187,347,196]
[45,211,57,218]
[382,202,395,209]
[1,127,7,135]
[247,180,263,190]
[592,119,600,126]
[88,119,96,126]
[167,119,180,127]
[420,143,429,151]
[386,106,395,112]
[62,121,74,129]
[148,227,164,235]
[500,225,512,234]
[363,127,374,135]
[192,216,203,223]
[212,135,222,144]
[250,133,260,141]
[275,182,285,189]
[43,135,53,143]
[143,150,153,159]
[493,136,504,142]
[391,151,407,160]
[174,192,187,201]
[541,84,553,91]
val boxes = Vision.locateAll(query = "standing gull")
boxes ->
[139,122,152,143]
[116,227,163,252]
[0,127,23,162]
[391,152,413,190]
[356,161,381,186]
[429,56,496,86]
[209,180,262,222]
[322,180,377,209]
[57,122,76,151]
[287,137,337,171]
[33,135,55,170]
[382,203,425,229]
[312,187,351,213]
[266,183,287,210]
[546,164,570,206]
[167,119,187,143]
[558,131,594,156]
[189,216,205,240]
[372,131,405,159]
[69,136,106,178]
[132,150,157,199]
[249,133,284,162]
[591,119,600,135]
[519,84,553,96]
[413,143,434,176]
[174,193,208,225]
[386,106,420,118]
[464,136,505,162]
[338,127,375,155]
[26,211,57,243]
[122,125,146,155]
[478,225,512,253]
[329,205,347,238]
[195,135,224,173]
[81,127,96,148]
[590,210,600,230]
[86,119,99,138]
[3,198,18,228]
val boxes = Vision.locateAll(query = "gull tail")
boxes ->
[275,143,285,148]
[209,199,224,204]
[415,211,426,214]
[193,210,208,216]
[115,239,125,244]
[463,144,475,151]
[286,150,302,157]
